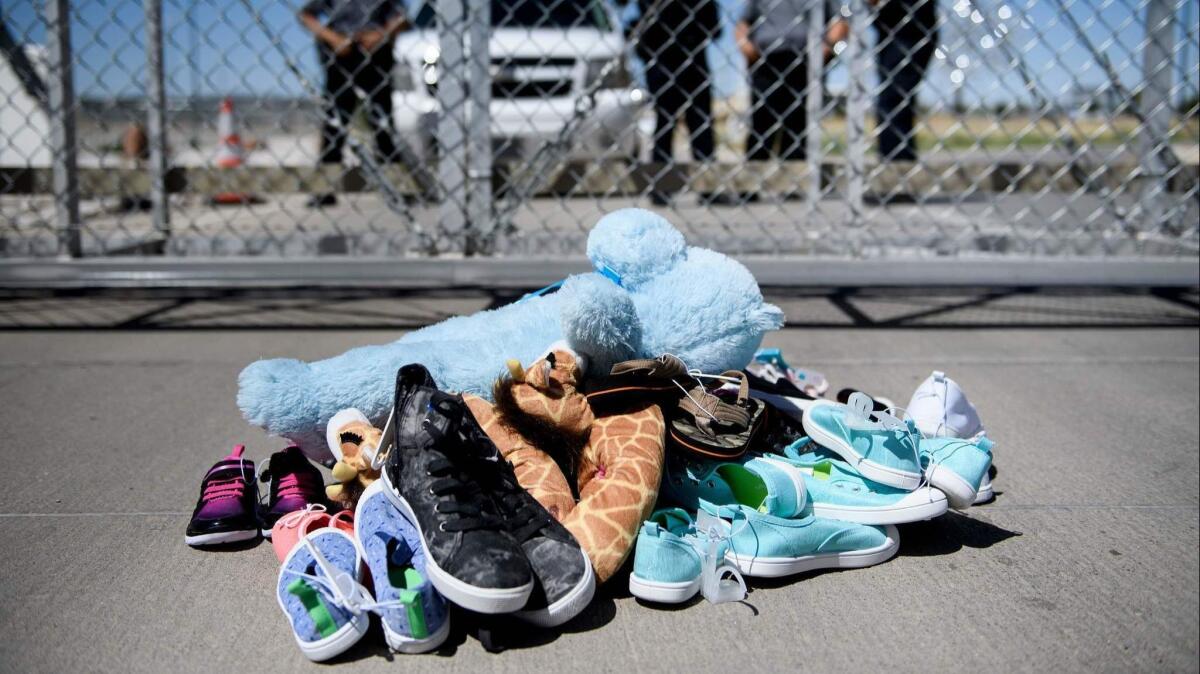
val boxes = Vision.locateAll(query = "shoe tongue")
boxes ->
[742,458,807,518]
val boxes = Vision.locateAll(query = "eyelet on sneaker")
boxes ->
[438,522,447,532]
[428,486,436,496]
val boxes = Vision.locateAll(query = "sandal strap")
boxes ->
[679,387,753,435]
[609,354,689,378]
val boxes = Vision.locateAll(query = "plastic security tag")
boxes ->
[371,406,396,471]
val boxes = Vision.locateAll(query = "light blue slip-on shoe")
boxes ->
[764,438,949,525]
[276,528,370,662]
[659,452,808,518]
[629,508,742,605]
[697,499,899,578]
[629,508,705,603]
[802,398,924,490]
[920,435,994,509]
[354,480,450,654]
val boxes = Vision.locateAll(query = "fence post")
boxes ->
[42,0,81,258]
[844,0,868,236]
[144,0,170,243]
[464,0,492,255]
[437,0,468,249]
[806,0,825,208]
[1138,0,1176,233]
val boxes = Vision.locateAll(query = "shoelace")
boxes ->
[421,397,503,533]
[277,471,322,501]
[274,503,354,533]
[692,509,749,602]
[281,536,415,617]
[200,454,252,504]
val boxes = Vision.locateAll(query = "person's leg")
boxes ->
[748,52,778,160]
[317,46,357,166]
[778,50,808,161]
[361,47,399,163]
[874,36,911,162]
[310,46,359,207]
[681,59,715,162]
[644,56,683,164]
[894,41,934,162]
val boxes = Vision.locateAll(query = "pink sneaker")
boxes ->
[271,504,355,563]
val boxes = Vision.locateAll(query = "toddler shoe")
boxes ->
[802,394,924,490]
[920,436,994,509]
[381,364,534,615]
[260,445,329,537]
[276,528,371,661]
[629,508,744,605]
[185,444,260,547]
[906,371,994,504]
[768,438,949,525]
[698,497,899,578]
[271,504,355,563]
[354,480,450,653]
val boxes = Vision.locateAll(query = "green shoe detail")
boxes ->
[287,579,339,638]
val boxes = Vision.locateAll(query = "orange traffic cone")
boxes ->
[211,97,255,205]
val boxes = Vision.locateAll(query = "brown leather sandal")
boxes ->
[667,370,765,460]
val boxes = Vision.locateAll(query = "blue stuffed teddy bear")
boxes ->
[238,208,785,459]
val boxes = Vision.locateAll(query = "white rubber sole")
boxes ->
[726,524,900,578]
[384,612,451,654]
[628,574,701,604]
[513,549,597,627]
[974,475,995,504]
[381,469,533,614]
[276,528,369,662]
[184,528,259,547]
[811,488,950,525]
[802,402,922,491]
[926,464,978,509]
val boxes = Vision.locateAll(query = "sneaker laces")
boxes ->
[281,536,412,617]
[200,448,252,504]
[421,397,503,533]
[275,503,329,531]
[277,472,322,501]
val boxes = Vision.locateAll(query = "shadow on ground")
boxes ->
[0,286,1196,330]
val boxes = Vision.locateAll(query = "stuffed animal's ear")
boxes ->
[586,208,686,289]
[558,274,640,376]
[753,303,786,331]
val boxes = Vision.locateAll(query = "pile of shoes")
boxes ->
[188,352,994,658]
[629,350,996,605]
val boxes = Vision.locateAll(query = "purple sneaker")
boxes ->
[260,446,328,537]
[185,444,260,547]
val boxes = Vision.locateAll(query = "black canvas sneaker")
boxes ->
[456,406,596,627]
[380,364,533,614]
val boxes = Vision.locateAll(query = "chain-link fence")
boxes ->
[0,0,1197,283]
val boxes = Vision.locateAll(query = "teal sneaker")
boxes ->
[802,395,924,490]
[920,435,994,509]
[659,451,808,518]
[765,438,949,525]
[628,509,744,605]
[697,498,899,578]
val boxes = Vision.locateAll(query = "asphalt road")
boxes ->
[0,289,1196,672]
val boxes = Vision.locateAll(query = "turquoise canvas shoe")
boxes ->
[802,395,924,490]
[659,451,807,518]
[920,435,994,509]
[629,509,744,605]
[766,438,949,525]
[697,498,899,578]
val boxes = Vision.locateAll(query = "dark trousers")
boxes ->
[875,37,933,161]
[643,52,714,163]
[750,50,808,160]
[318,45,398,164]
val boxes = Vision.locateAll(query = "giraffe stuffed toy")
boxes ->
[464,348,665,584]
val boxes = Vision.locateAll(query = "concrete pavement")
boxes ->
[0,289,1196,672]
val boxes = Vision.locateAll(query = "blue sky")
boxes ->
[3,0,1197,107]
